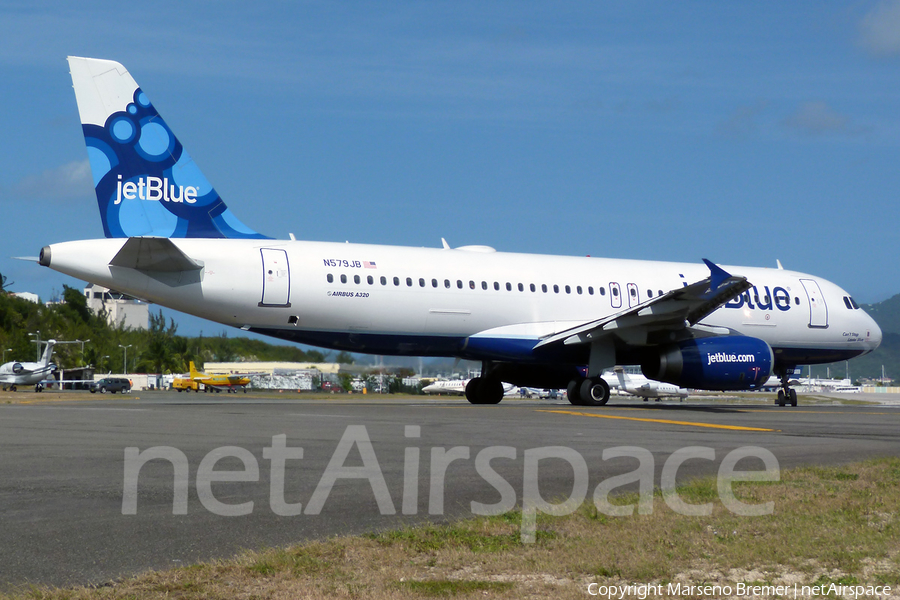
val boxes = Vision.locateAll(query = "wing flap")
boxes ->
[535,259,751,350]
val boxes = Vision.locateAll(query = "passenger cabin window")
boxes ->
[542,284,548,293]
[469,280,476,290]
[600,287,606,295]
[457,280,463,289]
[506,282,512,291]
[432,279,438,288]
[354,275,360,284]
[406,277,413,287]
[588,286,594,295]
[393,277,400,286]
[494,282,500,291]
[565,285,571,294]
[576,286,582,295]
[380,276,387,285]
[553,285,559,293]
[367,275,374,285]
[518,283,524,292]
[419,278,425,287]
[530,283,536,292]
[445,279,451,288]
[340,274,347,284]
[327,274,334,283]
[482,281,488,290]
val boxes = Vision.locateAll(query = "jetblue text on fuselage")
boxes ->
[115,175,198,205]
[725,286,792,312]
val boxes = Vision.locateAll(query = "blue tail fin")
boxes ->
[67,57,268,239]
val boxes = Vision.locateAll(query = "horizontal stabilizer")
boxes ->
[109,237,202,272]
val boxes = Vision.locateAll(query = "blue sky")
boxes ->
[0,1,898,338]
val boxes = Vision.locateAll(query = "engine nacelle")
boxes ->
[12,363,23,374]
[642,336,773,391]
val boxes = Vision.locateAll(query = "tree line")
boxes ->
[0,285,326,374]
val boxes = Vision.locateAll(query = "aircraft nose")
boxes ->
[862,311,882,352]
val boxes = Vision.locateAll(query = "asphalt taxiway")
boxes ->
[0,392,897,589]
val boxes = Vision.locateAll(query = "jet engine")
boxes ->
[12,363,23,374]
[641,336,773,391]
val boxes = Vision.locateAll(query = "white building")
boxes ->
[83,284,149,330]
[11,292,39,303]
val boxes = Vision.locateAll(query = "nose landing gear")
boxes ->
[776,370,797,407]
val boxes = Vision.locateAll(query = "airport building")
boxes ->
[83,284,149,330]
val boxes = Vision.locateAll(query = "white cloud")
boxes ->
[781,101,854,136]
[859,0,900,56]
[6,159,93,202]
[717,101,769,138]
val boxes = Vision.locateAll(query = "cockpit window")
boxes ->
[843,296,861,310]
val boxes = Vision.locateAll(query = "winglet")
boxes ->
[702,259,732,291]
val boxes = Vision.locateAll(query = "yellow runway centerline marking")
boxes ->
[537,409,779,432]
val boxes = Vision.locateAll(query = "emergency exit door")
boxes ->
[259,248,291,307]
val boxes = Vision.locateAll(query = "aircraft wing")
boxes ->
[533,259,751,350]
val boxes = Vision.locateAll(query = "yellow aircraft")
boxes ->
[187,361,253,393]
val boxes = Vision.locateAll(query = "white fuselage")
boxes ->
[42,237,881,366]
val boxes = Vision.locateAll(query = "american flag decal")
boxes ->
[364,261,377,269]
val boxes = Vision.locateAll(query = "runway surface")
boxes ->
[1,392,898,589]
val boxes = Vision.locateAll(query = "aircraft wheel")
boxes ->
[10,385,16,392]
[479,377,504,404]
[566,378,584,405]
[465,378,483,404]
[776,390,785,406]
[579,377,610,406]
[789,389,798,407]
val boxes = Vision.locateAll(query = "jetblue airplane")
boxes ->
[38,57,882,406]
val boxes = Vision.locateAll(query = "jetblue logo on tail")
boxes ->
[115,175,199,205]
[69,57,268,239]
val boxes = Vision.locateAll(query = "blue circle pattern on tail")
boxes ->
[83,88,268,239]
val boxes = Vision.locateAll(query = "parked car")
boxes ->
[89,377,131,394]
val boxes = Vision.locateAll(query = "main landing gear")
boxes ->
[464,376,504,405]
[566,376,610,406]
[776,370,798,407]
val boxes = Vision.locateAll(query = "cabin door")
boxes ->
[800,279,827,328]
[259,248,291,307]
